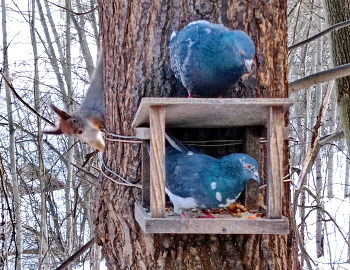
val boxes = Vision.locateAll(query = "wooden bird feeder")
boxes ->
[132,97,293,234]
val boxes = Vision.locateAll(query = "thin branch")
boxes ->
[55,237,95,270]
[289,19,350,51]
[0,155,18,266]
[70,163,98,184]
[289,185,315,269]
[293,80,334,214]
[289,63,350,94]
[318,129,344,147]
[0,70,55,126]
[45,0,99,16]
[301,186,350,247]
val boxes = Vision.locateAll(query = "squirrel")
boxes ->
[43,51,105,152]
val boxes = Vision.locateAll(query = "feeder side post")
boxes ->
[266,106,284,219]
[149,105,166,218]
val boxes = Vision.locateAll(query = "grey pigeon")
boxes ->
[169,20,255,97]
[165,136,260,217]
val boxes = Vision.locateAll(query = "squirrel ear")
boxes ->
[42,127,64,135]
[50,104,71,120]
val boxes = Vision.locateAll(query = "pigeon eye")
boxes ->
[239,49,244,55]
[246,164,252,169]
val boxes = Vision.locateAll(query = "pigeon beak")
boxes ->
[244,58,253,72]
[254,171,260,183]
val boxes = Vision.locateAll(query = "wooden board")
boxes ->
[135,202,289,234]
[266,106,284,218]
[132,98,293,128]
[149,106,166,218]
[243,127,261,211]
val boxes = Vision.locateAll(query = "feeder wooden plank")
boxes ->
[135,202,289,234]
[132,98,293,128]
[243,127,261,211]
[141,141,151,209]
[244,179,261,211]
[266,106,284,219]
[149,106,166,218]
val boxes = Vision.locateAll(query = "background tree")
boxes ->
[2,0,350,269]
[95,0,300,269]
[0,0,102,268]
[1,1,23,269]
[287,0,350,268]
[324,2,350,150]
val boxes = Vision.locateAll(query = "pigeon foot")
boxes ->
[200,209,216,218]
[180,212,188,219]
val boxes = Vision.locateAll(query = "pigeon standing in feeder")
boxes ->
[169,20,256,98]
[165,135,260,218]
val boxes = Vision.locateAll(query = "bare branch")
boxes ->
[319,129,344,147]
[55,237,95,270]
[293,81,334,214]
[70,163,98,183]
[289,63,350,94]
[0,70,55,126]
[289,19,350,51]
[44,0,99,16]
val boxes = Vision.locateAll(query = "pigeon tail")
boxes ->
[165,133,190,153]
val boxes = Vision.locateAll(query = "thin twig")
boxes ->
[293,80,334,215]
[44,0,99,16]
[0,69,55,126]
[55,237,96,270]
[70,163,98,184]
[289,19,350,51]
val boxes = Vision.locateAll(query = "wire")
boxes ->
[103,130,142,143]
[101,160,141,188]
[104,130,140,139]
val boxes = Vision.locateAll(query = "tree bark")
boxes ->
[324,0,350,156]
[0,156,9,270]
[95,0,300,269]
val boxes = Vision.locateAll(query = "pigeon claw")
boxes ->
[180,212,188,219]
[200,209,216,218]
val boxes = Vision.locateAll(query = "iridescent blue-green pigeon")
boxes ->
[165,135,260,218]
[169,20,255,97]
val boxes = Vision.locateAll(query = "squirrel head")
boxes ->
[42,104,105,152]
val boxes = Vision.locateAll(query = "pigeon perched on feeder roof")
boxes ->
[165,136,260,218]
[169,20,256,97]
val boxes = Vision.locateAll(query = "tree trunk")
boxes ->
[0,155,9,270]
[323,0,350,262]
[324,0,350,155]
[95,0,300,269]
[2,1,23,269]
[29,1,50,267]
